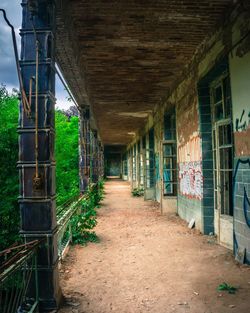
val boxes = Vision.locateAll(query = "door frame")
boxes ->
[210,72,234,249]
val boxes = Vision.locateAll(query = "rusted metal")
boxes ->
[0,241,41,313]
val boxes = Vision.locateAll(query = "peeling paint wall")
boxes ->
[169,78,203,229]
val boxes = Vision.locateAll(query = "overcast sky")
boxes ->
[0,0,71,109]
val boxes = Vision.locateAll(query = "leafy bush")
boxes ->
[70,204,98,245]
[70,181,105,245]
[131,187,144,197]
[93,180,105,205]
[0,86,20,250]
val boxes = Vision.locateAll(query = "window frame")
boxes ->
[163,110,177,197]
[210,73,234,216]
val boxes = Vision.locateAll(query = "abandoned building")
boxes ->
[100,1,250,255]
[0,0,250,312]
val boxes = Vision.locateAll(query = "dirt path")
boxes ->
[59,180,250,313]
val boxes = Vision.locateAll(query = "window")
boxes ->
[211,75,232,122]
[123,153,128,176]
[127,149,131,178]
[211,74,233,216]
[132,145,136,181]
[138,141,144,186]
[163,110,177,196]
[164,111,176,140]
[145,129,155,188]
[142,135,146,149]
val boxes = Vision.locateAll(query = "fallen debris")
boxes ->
[188,218,195,229]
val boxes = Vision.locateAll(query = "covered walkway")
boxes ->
[59,180,250,313]
[1,1,249,311]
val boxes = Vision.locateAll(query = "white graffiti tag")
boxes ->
[179,161,203,200]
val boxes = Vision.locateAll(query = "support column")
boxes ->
[85,108,91,183]
[97,140,100,178]
[101,143,104,177]
[18,0,61,310]
[79,108,89,193]
[92,130,99,183]
[98,141,104,178]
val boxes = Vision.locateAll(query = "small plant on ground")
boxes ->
[132,187,144,197]
[217,282,238,294]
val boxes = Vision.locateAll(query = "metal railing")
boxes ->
[56,183,99,259]
[0,240,40,313]
[0,194,84,313]
[0,182,101,312]
[56,195,84,260]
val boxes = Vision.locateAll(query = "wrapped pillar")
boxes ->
[92,130,99,183]
[18,0,61,310]
[85,108,91,183]
[79,108,89,193]
[98,141,103,178]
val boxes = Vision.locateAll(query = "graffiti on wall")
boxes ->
[235,110,250,132]
[179,161,203,200]
[233,158,250,263]
[178,134,203,199]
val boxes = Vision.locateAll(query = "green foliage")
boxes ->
[217,282,238,294]
[131,187,144,197]
[70,204,98,245]
[70,181,105,245]
[55,110,79,206]
[0,86,102,250]
[92,180,105,205]
[0,85,20,250]
[0,92,81,250]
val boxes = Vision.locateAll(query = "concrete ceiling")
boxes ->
[56,0,235,145]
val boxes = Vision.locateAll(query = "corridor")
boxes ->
[59,180,250,313]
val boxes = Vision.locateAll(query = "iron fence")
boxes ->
[0,241,40,313]
[0,183,100,312]
[57,195,84,260]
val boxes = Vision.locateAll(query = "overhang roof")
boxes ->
[56,0,235,145]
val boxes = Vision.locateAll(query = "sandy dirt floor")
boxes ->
[59,180,250,313]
